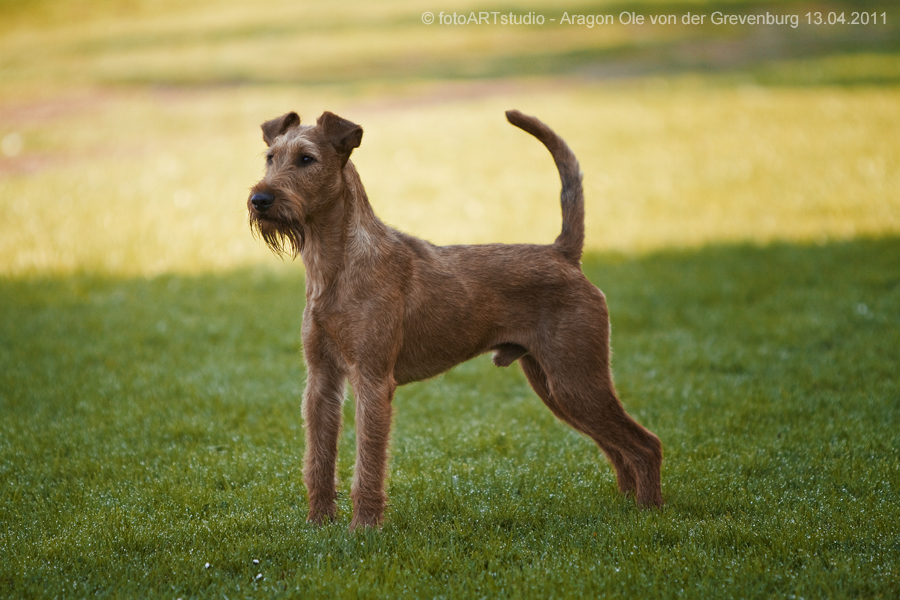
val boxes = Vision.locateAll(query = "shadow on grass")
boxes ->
[1,236,898,481]
[1,235,898,464]
[42,0,899,88]
[1,236,898,598]
[413,1,900,87]
[106,0,900,88]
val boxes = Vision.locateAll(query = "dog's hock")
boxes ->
[261,112,300,146]
[317,111,363,165]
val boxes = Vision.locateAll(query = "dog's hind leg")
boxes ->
[557,372,662,507]
[520,355,640,498]
[520,353,662,507]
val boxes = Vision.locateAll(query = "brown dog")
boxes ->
[248,109,662,529]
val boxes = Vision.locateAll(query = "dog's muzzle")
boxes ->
[250,192,275,212]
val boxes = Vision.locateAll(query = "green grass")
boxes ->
[2,238,898,598]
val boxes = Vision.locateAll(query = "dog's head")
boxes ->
[248,111,363,257]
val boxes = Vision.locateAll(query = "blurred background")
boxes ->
[1,0,898,276]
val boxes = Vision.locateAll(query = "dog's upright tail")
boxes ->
[505,109,584,264]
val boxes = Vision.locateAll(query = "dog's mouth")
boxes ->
[248,199,306,258]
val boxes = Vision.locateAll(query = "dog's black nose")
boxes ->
[251,192,274,212]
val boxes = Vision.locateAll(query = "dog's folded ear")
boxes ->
[317,111,363,165]
[261,112,301,146]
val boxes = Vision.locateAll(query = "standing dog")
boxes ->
[248,109,662,529]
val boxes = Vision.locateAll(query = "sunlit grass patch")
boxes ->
[2,80,899,276]
[354,80,900,250]
[0,85,338,276]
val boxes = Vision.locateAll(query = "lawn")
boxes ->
[2,239,898,598]
[1,0,899,597]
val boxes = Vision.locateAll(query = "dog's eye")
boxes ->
[297,155,315,167]
[265,153,274,165]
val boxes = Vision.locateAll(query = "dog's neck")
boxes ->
[300,161,387,301]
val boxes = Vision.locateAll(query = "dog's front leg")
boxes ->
[301,328,347,524]
[348,372,395,530]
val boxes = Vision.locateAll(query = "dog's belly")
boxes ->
[392,333,491,385]
[391,291,536,385]
[392,300,523,385]
[393,358,458,385]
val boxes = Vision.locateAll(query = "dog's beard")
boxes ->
[249,213,305,258]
